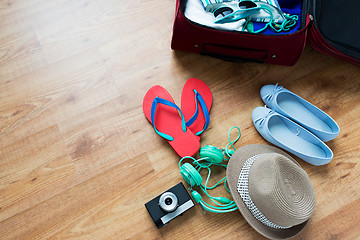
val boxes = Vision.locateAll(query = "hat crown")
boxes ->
[248,153,315,227]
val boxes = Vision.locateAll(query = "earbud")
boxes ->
[191,190,202,203]
[224,148,235,158]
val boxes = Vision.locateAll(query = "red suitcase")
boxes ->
[171,0,360,66]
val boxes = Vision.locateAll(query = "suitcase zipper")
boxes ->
[310,24,347,56]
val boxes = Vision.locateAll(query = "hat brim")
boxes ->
[227,144,309,240]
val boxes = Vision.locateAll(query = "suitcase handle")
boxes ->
[201,44,267,63]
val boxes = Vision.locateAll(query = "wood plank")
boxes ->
[0,125,77,223]
[36,0,171,63]
[0,48,119,146]
[0,153,154,239]
[58,94,155,181]
[0,0,69,22]
[0,18,47,81]
[294,198,360,240]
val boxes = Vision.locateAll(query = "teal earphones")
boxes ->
[244,4,298,33]
[179,126,240,213]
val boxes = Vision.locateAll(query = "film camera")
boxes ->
[145,182,194,228]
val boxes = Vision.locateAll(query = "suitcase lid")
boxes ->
[310,0,360,61]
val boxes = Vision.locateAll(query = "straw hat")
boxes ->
[227,144,315,239]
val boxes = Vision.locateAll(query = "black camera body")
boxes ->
[145,182,194,228]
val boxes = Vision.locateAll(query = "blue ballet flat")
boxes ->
[252,106,333,166]
[260,84,340,142]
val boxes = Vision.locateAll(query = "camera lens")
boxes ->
[159,192,178,212]
[165,198,172,205]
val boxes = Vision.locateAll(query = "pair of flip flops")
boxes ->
[143,78,212,157]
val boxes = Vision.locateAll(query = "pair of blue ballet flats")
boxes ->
[252,84,340,166]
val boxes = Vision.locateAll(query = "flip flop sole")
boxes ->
[143,85,200,157]
[181,78,213,140]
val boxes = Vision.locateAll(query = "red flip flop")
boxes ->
[181,78,213,140]
[143,85,200,157]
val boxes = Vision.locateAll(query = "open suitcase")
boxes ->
[171,0,360,66]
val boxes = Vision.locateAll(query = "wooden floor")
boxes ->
[1,0,360,239]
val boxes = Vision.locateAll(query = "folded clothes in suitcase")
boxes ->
[171,0,360,66]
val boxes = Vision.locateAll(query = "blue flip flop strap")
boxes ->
[151,97,187,141]
[186,90,210,136]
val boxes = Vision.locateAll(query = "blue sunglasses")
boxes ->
[211,1,261,23]
[208,1,298,33]
[210,1,286,24]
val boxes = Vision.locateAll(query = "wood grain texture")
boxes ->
[0,0,360,239]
